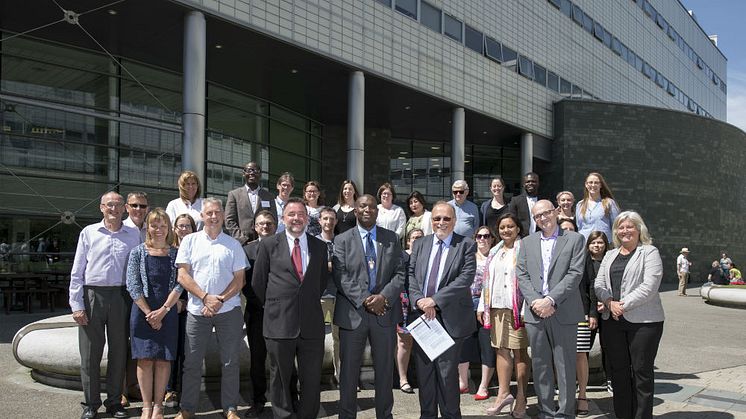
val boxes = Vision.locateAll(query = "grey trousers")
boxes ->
[526,316,578,419]
[180,307,243,413]
[78,286,129,409]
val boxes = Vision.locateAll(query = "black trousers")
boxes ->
[601,318,663,419]
[244,305,268,404]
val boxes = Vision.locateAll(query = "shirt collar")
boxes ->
[540,226,559,241]
[357,223,376,240]
[245,184,259,194]
[434,232,454,247]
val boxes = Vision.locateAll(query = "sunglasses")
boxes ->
[127,204,148,209]
[432,216,452,222]
[452,190,466,195]
[475,234,492,239]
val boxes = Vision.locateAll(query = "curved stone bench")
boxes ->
[700,283,746,309]
[13,314,343,391]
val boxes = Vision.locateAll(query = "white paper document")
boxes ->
[407,316,455,361]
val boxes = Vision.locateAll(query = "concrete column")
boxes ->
[521,132,533,175]
[182,11,206,190]
[347,71,365,190]
[451,107,465,184]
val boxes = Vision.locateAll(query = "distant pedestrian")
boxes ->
[720,252,732,281]
[708,261,726,285]
[677,248,692,296]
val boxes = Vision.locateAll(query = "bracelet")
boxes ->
[201,292,208,302]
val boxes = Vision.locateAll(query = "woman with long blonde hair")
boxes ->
[576,172,620,241]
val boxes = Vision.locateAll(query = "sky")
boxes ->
[680,0,746,131]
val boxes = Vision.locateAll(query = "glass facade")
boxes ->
[389,138,520,207]
[0,35,322,271]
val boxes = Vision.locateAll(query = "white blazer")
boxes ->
[594,244,665,323]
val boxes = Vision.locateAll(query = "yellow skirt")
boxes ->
[489,308,529,350]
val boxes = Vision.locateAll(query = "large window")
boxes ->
[443,14,462,42]
[420,2,441,33]
[389,139,520,205]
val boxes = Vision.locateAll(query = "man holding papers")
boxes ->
[407,201,477,419]
[333,194,405,419]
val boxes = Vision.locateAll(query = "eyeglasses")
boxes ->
[127,203,148,209]
[256,221,275,226]
[475,234,492,239]
[533,209,555,220]
[452,190,465,195]
[432,216,452,222]
[175,224,193,230]
[102,202,124,209]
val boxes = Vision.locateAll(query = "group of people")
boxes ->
[70,163,665,419]
[705,252,743,285]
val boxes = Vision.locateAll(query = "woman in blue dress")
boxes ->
[126,208,183,419]
[576,172,620,242]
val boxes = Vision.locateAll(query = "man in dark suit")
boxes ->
[407,201,477,419]
[516,199,585,419]
[252,197,329,419]
[225,161,277,245]
[241,210,276,418]
[333,194,405,419]
[507,172,541,237]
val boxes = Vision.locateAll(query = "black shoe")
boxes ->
[80,406,98,419]
[105,403,128,418]
[244,403,264,418]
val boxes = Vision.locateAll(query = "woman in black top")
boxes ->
[576,231,608,416]
[333,179,358,234]
[480,176,510,235]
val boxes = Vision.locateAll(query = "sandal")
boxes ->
[140,403,153,419]
[576,397,589,417]
[152,403,164,419]
[400,382,415,394]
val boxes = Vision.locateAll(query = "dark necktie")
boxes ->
[425,240,443,297]
[366,232,377,292]
[292,238,303,282]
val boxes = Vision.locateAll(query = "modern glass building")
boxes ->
[0,0,738,278]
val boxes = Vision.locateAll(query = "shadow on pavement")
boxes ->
[657,412,735,418]
[654,382,685,395]
[655,371,699,380]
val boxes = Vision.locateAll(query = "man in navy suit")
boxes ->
[407,201,476,419]
[252,197,328,419]
[333,194,405,419]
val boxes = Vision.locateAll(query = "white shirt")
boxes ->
[376,204,406,238]
[486,246,516,309]
[423,233,452,295]
[123,217,146,242]
[166,197,204,230]
[677,254,691,273]
[540,228,558,296]
[285,231,309,276]
[176,230,247,315]
[246,185,259,213]
[527,196,538,234]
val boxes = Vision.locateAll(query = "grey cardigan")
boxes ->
[594,244,665,323]
[126,244,182,301]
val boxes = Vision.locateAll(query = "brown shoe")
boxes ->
[225,410,240,419]
[174,411,195,419]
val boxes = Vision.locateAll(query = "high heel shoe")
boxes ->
[485,394,514,416]
[511,396,527,418]
[140,403,153,419]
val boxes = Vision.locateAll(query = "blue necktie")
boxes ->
[366,232,377,292]
[425,240,443,297]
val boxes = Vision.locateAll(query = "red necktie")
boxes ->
[292,238,304,282]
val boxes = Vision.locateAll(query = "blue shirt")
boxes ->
[356,224,378,258]
[423,233,453,295]
[576,199,620,241]
[69,220,142,312]
[448,199,479,238]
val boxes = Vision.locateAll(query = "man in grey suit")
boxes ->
[516,199,585,418]
[225,161,277,245]
[407,202,476,419]
[333,195,405,419]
